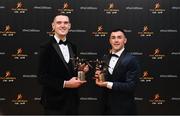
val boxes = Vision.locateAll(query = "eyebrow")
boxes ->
[111,35,123,38]
[56,21,69,23]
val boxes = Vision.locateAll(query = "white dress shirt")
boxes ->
[54,35,70,63]
[107,47,125,89]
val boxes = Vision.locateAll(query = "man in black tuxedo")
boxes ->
[95,29,140,115]
[38,14,88,115]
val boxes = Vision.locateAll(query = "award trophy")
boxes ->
[95,59,108,82]
[77,63,86,81]
[73,57,90,81]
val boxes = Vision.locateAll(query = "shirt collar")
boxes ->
[111,47,125,57]
[54,35,67,43]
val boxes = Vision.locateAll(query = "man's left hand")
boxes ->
[95,79,107,88]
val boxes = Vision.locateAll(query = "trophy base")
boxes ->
[78,71,86,81]
[99,73,105,82]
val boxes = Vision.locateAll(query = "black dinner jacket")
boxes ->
[38,37,78,110]
[101,50,140,114]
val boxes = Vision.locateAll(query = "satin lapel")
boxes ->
[67,43,76,67]
[103,54,111,75]
[104,54,111,67]
[52,43,69,71]
[112,51,127,74]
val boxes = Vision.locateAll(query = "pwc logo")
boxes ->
[58,2,74,14]
[11,2,28,14]
[0,25,16,36]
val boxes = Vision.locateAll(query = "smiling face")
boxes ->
[109,31,127,53]
[52,15,71,40]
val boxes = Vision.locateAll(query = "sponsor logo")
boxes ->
[33,6,52,10]
[22,29,40,32]
[92,25,108,37]
[58,2,74,14]
[12,93,28,105]
[126,6,143,10]
[138,26,154,37]
[80,6,98,10]
[11,2,28,14]
[149,48,165,60]
[0,71,16,82]
[104,3,119,14]
[149,93,165,104]
[140,71,154,82]
[0,25,16,36]
[12,48,28,60]
[149,3,165,14]
[80,97,98,101]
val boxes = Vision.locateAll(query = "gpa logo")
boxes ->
[58,2,74,14]
[149,93,165,104]
[11,2,28,14]
[92,25,108,37]
[11,48,28,60]
[149,48,165,60]
[149,3,165,14]
[0,71,16,82]
[12,93,28,105]
[104,3,119,14]
[138,26,154,37]
[0,25,16,36]
[139,71,154,82]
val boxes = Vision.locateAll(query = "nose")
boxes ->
[60,23,65,27]
[114,37,119,42]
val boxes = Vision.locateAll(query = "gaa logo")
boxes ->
[11,2,28,14]
[58,2,74,14]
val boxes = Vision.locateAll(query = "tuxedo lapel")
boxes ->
[67,43,76,68]
[103,54,111,67]
[112,50,127,74]
[52,43,69,72]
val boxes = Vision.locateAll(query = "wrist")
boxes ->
[64,80,70,88]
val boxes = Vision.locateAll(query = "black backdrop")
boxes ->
[0,0,180,115]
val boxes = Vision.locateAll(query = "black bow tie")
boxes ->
[110,53,119,58]
[59,40,67,45]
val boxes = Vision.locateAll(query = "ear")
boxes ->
[124,38,127,44]
[68,23,71,29]
[51,22,55,31]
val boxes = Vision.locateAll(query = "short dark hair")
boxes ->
[111,28,125,33]
[109,28,126,38]
[52,13,71,23]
